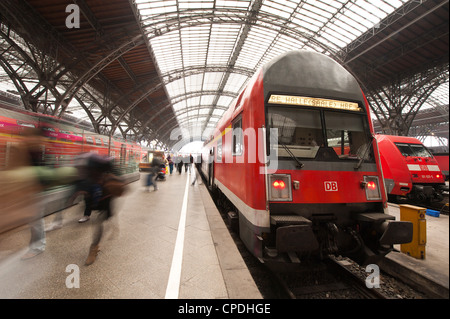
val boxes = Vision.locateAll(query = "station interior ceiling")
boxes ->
[0,0,448,151]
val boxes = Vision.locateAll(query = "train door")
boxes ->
[208,147,215,187]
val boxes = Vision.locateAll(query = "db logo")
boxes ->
[324,181,338,191]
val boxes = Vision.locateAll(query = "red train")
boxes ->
[432,152,449,181]
[376,134,448,203]
[200,50,412,265]
[0,106,145,172]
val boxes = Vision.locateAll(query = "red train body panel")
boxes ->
[433,153,449,180]
[201,50,412,264]
[376,134,447,203]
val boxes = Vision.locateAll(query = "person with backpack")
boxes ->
[145,153,163,191]
[76,153,124,266]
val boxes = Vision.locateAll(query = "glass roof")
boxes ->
[0,0,447,148]
[426,81,449,110]
[134,0,410,143]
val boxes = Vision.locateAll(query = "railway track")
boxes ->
[266,255,427,299]
[267,256,387,299]
[205,171,428,299]
[389,193,449,215]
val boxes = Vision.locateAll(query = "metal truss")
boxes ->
[367,64,449,136]
[337,0,446,64]
[0,0,448,150]
[0,0,169,144]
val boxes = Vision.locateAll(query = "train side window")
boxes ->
[17,121,35,128]
[232,116,243,156]
[86,136,94,144]
[42,127,57,140]
[217,137,222,162]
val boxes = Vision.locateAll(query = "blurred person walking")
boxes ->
[18,128,47,259]
[167,155,174,175]
[80,154,125,266]
[145,153,162,191]
[1,127,49,259]
[5,127,78,258]
[177,156,183,174]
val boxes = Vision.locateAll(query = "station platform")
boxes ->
[0,169,448,299]
[0,170,262,299]
[382,203,449,298]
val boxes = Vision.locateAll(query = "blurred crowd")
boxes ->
[0,127,125,265]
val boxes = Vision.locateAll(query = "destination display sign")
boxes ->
[268,94,361,111]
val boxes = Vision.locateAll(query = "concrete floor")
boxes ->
[0,171,261,299]
[384,203,449,297]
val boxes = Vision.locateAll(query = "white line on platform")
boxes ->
[165,172,190,299]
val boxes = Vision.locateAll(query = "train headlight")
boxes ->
[363,176,382,200]
[268,174,292,201]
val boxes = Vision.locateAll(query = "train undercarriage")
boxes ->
[262,211,412,265]
[211,185,412,266]
[390,183,449,205]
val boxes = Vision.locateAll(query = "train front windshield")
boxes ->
[395,143,433,158]
[267,106,374,163]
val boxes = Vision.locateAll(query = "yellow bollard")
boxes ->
[400,204,426,259]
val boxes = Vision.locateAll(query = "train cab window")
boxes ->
[268,107,322,159]
[324,111,373,162]
[268,106,374,162]
[395,143,433,158]
[232,116,243,156]
[410,144,432,157]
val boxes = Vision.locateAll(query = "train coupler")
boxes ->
[276,224,319,253]
[270,215,319,254]
[354,212,413,247]
[379,220,413,245]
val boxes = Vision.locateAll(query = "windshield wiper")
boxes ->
[354,139,372,170]
[279,141,304,169]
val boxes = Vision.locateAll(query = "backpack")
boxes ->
[103,173,126,197]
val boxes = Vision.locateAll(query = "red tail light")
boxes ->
[268,174,292,201]
[273,180,286,189]
[367,181,376,190]
[363,176,382,201]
